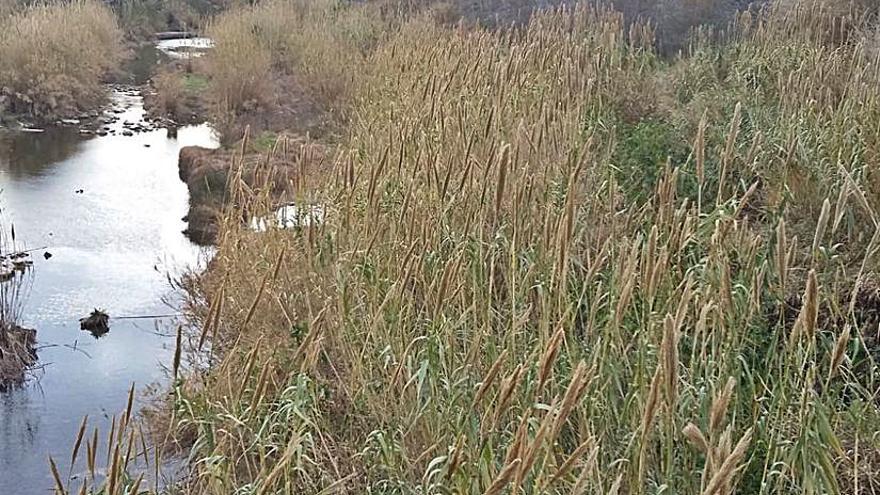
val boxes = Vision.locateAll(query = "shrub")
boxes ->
[0,0,123,120]
[205,0,384,122]
[152,69,186,116]
[204,5,275,115]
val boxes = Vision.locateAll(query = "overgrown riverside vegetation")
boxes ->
[200,0,385,140]
[50,0,880,494]
[0,0,225,122]
[0,0,122,121]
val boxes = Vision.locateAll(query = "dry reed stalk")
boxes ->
[516,403,556,486]
[693,111,709,211]
[792,269,819,343]
[68,415,88,482]
[733,180,761,219]
[483,458,521,495]
[832,179,850,235]
[662,314,680,414]
[492,364,525,428]
[49,457,66,495]
[776,218,788,294]
[493,144,511,222]
[570,464,593,495]
[828,324,851,381]
[505,412,531,467]
[683,422,710,454]
[812,198,831,259]
[550,360,590,442]
[536,326,565,392]
[709,377,736,434]
[638,365,663,487]
[546,437,595,487]
[87,428,97,481]
[474,350,509,406]
[701,428,754,495]
[614,239,641,329]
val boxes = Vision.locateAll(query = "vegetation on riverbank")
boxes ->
[0,0,123,121]
[0,225,35,391]
[114,0,225,39]
[56,0,880,494]
[200,0,385,141]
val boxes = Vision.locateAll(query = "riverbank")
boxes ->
[0,325,37,390]
[176,135,326,244]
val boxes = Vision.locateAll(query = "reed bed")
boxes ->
[205,0,385,122]
[59,1,880,494]
[0,0,122,120]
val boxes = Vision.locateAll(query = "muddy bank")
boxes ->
[178,139,325,244]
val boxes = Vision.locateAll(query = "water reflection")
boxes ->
[122,43,169,85]
[156,37,214,59]
[0,127,83,177]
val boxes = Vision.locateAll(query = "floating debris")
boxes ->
[80,309,110,337]
[43,252,52,260]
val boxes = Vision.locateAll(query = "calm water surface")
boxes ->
[0,89,218,493]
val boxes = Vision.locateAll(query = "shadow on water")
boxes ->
[0,128,84,178]
[121,43,170,86]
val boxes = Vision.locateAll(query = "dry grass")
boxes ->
[203,0,386,138]
[0,0,122,120]
[59,1,880,494]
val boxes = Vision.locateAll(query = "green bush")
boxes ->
[616,119,691,199]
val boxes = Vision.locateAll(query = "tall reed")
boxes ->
[66,1,880,493]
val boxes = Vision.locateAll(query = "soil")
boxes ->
[214,73,337,145]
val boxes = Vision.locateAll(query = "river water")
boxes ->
[0,88,217,492]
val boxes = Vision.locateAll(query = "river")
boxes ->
[0,86,217,492]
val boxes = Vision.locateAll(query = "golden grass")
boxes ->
[0,0,122,119]
[205,0,385,121]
